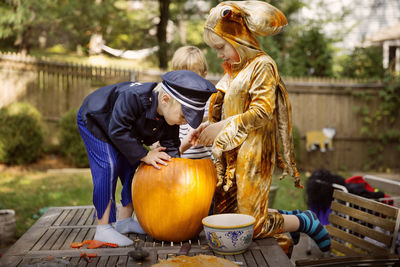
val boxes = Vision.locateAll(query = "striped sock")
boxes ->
[277,209,301,244]
[295,210,331,252]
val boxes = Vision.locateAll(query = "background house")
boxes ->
[296,0,400,73]
[298,0,400,49]
[366,22,400,72]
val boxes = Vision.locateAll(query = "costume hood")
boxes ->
[204,1,287,69]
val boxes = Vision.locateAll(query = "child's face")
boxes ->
[159,96,187,126]
[165,102,187,126]
[209,33,240,64]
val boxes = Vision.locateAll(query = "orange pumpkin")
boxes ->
[132,158,217,242]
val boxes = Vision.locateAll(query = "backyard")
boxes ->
[1,49,399,263]
[1,0,400,265]
[0,51,398,255]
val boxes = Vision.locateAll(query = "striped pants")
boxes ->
[77,109,139,223]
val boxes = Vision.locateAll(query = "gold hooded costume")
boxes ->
[204,1,302,247]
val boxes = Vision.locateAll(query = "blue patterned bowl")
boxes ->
[202,213,255,255]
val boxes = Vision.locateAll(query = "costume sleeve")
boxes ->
[159,125,181,158]
[208,74,229,123]
[108,91,148,166]
[214,62,277,152]
[208,91,224,123]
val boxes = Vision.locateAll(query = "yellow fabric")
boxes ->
[205,1,302,239]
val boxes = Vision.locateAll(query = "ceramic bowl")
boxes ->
[202,213,255,255]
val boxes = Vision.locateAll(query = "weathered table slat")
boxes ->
[234,253,246,264]
[0,206,294,267]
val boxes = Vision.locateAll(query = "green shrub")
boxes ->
[0,102,44,164]
[340,46,384,79]
[58,108,89,167]
[286,26,334,77]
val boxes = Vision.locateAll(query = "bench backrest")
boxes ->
[327,189,400,256]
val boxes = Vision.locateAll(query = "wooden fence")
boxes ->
[1,52,398,171]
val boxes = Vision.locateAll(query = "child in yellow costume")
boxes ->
[193,1,331,252]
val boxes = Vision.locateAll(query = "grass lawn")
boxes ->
[0,170,99,239]
[0,169,307,242]
[272,172,307,211]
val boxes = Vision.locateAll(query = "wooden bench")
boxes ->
[0,206,294,267]
[295,190,400,266]
[296,254,400,267]
[328,190,400,255]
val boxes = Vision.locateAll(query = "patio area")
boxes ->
[0,205,294,267]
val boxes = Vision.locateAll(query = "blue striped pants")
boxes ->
[77,109,139,223]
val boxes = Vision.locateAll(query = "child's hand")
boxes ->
[149,141,160,150]
[189,122,209,147]
[179,131,193,154]
[141,146,171,169]
[196,120,228,146]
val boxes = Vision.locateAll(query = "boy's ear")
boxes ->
[160,93,171,104]
[202,71,208,78]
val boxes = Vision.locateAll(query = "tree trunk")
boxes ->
[157,0,170,70]
[177,3,187,45]
[15,27,31,55]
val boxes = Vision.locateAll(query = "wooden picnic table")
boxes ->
[0,206,294,267]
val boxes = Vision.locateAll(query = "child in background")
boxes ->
[193,1,331,252]
[77,70,216,246]
[171,46,213,159]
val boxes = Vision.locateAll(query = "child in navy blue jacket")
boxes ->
[77,70,216,246]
